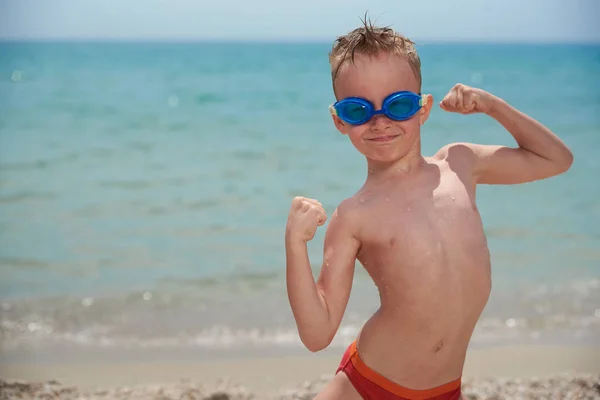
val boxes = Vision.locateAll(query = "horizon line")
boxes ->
[1,37,599,45]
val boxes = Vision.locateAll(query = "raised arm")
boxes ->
[285,197,360,352]
[440,84,573,185]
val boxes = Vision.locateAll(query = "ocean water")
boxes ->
[1,42,599,360]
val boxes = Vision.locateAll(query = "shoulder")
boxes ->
[433,142,477,162]
[327,195,362,237]
[433,142,481,171]
[431,142,487,188]
[333,195,361,223]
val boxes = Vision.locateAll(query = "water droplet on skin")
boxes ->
[360,198,365,204]
[368,168,375,174]
[407,206,411,211]
[450,196,455,201]
[385,197,390,202]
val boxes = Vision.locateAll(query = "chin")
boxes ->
[364,149,409,163]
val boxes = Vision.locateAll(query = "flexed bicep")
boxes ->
[440,142,571,186]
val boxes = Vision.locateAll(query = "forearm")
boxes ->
[488,96,573,164]
[285,239,332,350]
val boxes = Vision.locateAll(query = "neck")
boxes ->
[365,138,425,181]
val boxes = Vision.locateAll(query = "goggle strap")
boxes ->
[329,104,338,116]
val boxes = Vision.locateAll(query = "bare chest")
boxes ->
[356,172,487,269]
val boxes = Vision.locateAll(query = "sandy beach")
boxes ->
[2,344,600,399]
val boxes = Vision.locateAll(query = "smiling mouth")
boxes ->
[367,134,399,142]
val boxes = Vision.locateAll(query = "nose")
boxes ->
[370,113,392,130]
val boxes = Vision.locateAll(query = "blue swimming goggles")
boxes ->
[329,91,427,126]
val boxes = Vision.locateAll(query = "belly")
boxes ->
[354,208,492,387]
[355,258,491,388]
[369,247,492,344]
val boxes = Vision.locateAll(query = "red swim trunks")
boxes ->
[336,341,462,400]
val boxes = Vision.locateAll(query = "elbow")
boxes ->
[554,148,574,175]
[542,147,573,178]
[303,339,330,353]
[299,331,334,353]
[562,149,574,172]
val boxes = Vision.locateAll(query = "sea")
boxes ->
[1,41,599,363]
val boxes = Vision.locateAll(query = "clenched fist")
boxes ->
[440,83,496,115]
[286,196,327,243]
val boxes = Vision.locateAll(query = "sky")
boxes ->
[1,0,599,42]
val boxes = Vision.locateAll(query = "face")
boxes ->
[331,52,433,163]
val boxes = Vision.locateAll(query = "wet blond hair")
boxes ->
[328,16,422,94]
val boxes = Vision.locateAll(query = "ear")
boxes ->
[332,115,350,135]
[330,105,350,135]
[418,94,434,126]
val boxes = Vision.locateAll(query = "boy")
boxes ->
[285,19,573,400]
